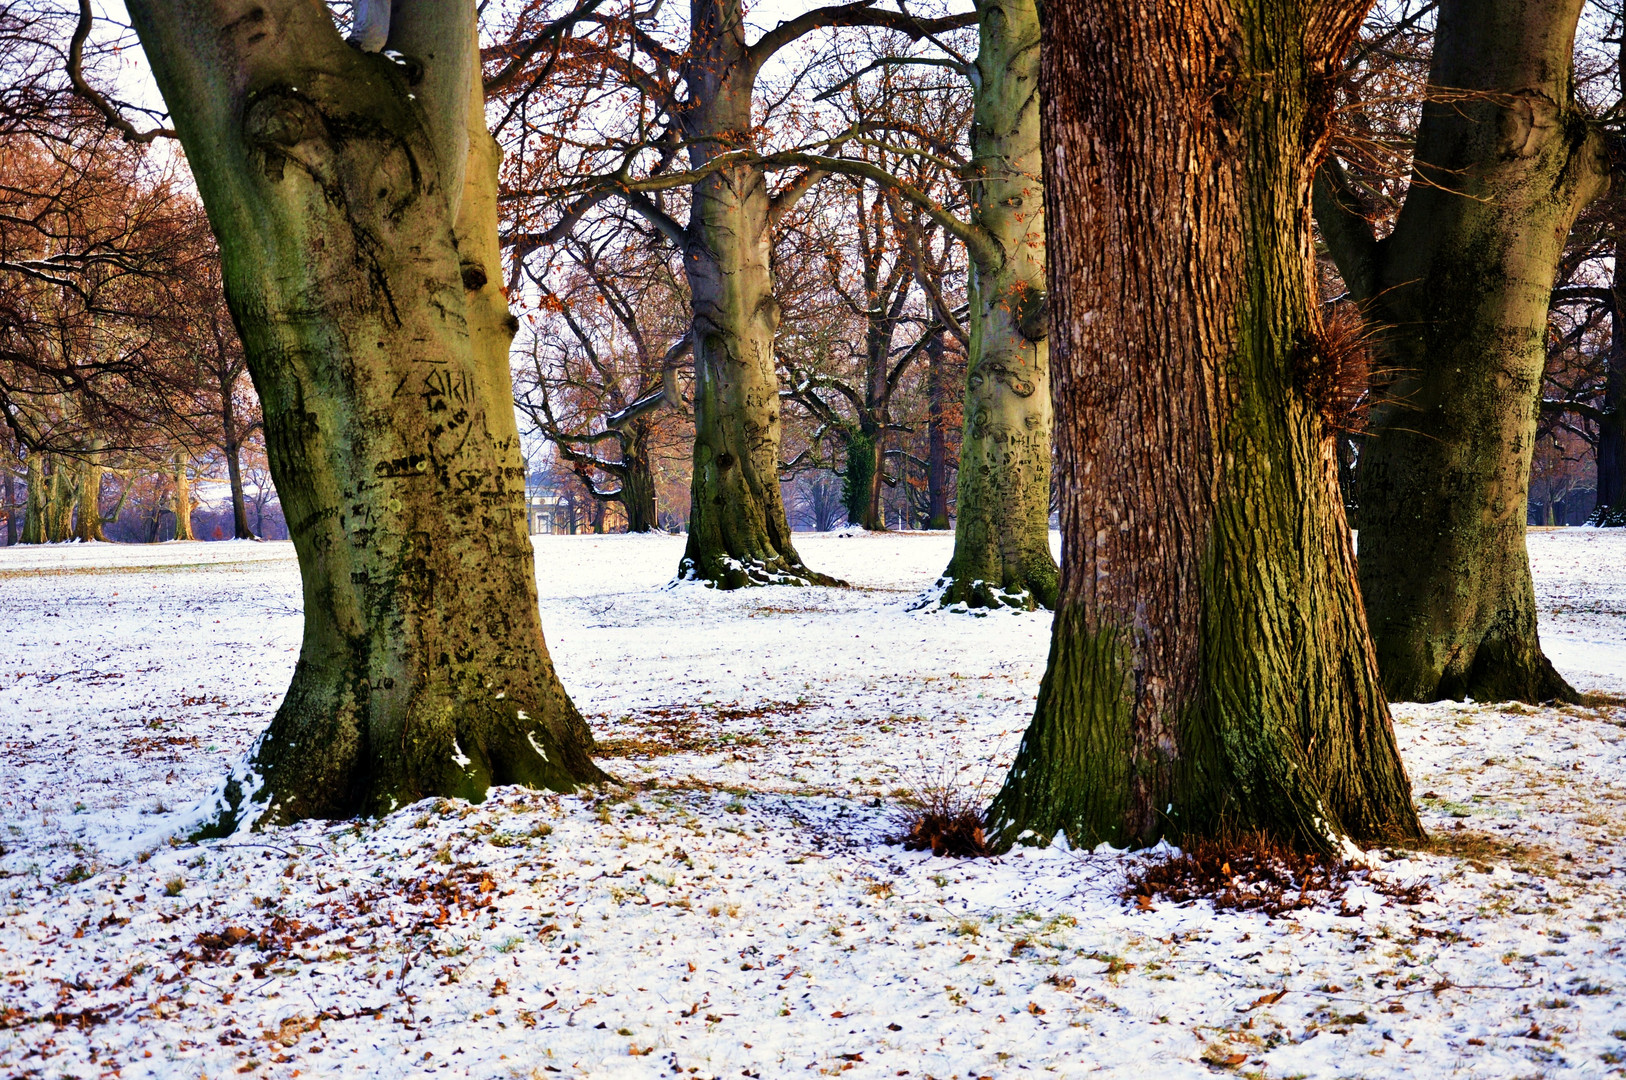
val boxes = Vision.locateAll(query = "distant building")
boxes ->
[526,479,567,535]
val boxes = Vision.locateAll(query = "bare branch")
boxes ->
[67,0,175,143]
[748,2,977,74]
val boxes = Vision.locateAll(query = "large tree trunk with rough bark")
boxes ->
[1315,0,1603,703]
[127,0,605,832]
[987,0,1421,855]
[675,0,830,587]
[936,0,1056,610]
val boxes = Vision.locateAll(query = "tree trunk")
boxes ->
[146,475,165,543]
[1316,0,1603,704]
[73,443,108,543]
[936,0,1056,610]
[4,463,16,545]
[170,454,194,542]
[866,431,886,530]
[127,0,605,832]
[46,458,77,542]
[680,160,829,582]
[1593,232,1626,526]
[926,329,952,530]
[840,427,882,529]
[620,425,659,532]
[676,1,831,588]
[222,386,255,537]
[21,453,45,544]
[1337,433,1360,529]
[986,0,1422,854]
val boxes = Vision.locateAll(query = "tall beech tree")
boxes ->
[785,0,1054,606]
[1315,0,1606,703]
[933,0,1053,609]
[123,0,606,831]
[986,0,1422,853]
[516,230,693,533]
[779,170,949,531]
[501,0,972,586]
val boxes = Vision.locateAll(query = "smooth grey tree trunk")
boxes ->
[1315,0,1605,703]
[676,20,829,585]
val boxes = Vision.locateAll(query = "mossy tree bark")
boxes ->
[839,427,881,529]
[619,424,660,533]
[987,0,1422,854]
[126,0,605,832]
[937,0,1056,610]
[1314,0,1604,703]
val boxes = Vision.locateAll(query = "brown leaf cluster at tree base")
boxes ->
[1123,835,1428,918]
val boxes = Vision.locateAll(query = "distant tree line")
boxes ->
[0,2,280,546]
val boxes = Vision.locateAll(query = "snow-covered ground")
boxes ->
[1,529,1623,1079]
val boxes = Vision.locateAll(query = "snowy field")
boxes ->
[1,528,1624,1079]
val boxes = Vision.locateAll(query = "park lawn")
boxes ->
[1,529,1624,1079]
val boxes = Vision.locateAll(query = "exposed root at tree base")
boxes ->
[910,575,1048,614]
